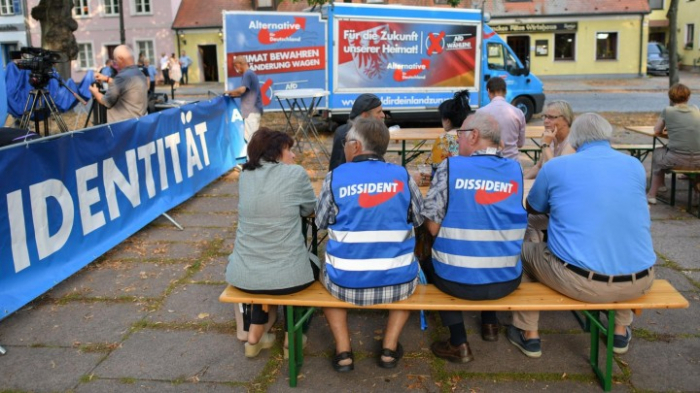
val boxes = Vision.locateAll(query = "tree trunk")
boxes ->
[31,0,79,80]
[667,0,679,87]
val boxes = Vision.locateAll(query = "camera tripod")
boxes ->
[19,76,86,137]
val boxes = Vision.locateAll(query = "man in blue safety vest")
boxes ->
[422,112,527,363]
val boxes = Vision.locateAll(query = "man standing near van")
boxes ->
[224,56,263,141]
[477,77,526,161]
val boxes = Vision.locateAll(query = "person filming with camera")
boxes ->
[89,45,148,123]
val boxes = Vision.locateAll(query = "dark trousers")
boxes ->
[148,81,155,95]
[181,67,188,85]
[422,259,521,327]
[162,69,170,85]
[236,261,319,332]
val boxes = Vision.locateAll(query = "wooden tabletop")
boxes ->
[625,125,667,138]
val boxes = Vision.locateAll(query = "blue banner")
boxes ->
[0,97,246,320]
[224,12,327,111]
[0,59,6,125]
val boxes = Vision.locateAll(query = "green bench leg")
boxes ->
[583,310,615,392]
[287,305,316,387]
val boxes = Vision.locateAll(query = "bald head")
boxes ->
[233,55,249,73]
[113,45,135,68]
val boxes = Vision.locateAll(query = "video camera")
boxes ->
[10,47,68,89]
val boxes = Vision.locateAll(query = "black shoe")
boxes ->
[481,323,500,342]
[378,342,403,369]
[431,340,474,363]
[332,351,354,372]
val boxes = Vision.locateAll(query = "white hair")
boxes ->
[568,113,612,149]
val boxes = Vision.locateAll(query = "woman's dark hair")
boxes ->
[242,128,295,171]
[438,90,471,129]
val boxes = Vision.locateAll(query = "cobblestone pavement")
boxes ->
[1,75,700,392]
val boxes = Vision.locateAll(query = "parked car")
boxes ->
[647,42,670,76]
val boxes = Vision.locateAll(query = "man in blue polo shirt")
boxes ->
[508,113,656,358]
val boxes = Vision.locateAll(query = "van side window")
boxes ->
[487,43,505,70]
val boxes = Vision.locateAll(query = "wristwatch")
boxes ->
[541,143,549,149]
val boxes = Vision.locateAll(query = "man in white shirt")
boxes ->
[160,52,170,85]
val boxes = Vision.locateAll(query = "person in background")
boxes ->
[225,128,318,358]
[427,90,471,176]
[477,77,526,161]
[89,45,148,123]
[422,112,526,363]
[316,117,423,372]
[144,58,156,95]
[160,52,170,85]
[508,113,655,359]
[179,50,193,85]
[328,93,384,171]
[168,53,182,89]
[647,83,700,204]
[99,59,116,79]
[224,56,263,142]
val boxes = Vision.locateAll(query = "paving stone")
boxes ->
[270,357,437,392]
[652,235,700,270]
[75,379,244,392]
[634,291,700,336]
[650,204,693,220]
[0,302,144,346]
[305,311,431,355]
[453,378,629,392]
[0,346,102,392]
[191,255,228,282]
[198,178,239,196]
[651,219,700,239]
[105,241,204,261]
[443,333,621,377]
[149,284,233,324]
[132,225,231,243]
[94,329,264,383]
[48,262,190,299]
[176,196,238,214]
[682,270,700,285]
[627,338,700,392]
[652,266,698,292]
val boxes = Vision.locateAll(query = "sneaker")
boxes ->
[233,164,244,172]
[647,197,657,205]
[244,332,276,358]
[613,327,632,355]
[507,325,542,358]
[430,340,474,363]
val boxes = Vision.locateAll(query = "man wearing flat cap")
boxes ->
[329,93,385,171]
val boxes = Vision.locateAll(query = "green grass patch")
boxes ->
[76,342,120,353]
[78,374,96,383]
[632,327,674,342]
[129,320,237,335]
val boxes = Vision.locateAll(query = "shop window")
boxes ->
[596,32,618,60]
[554,33,575,61]
[685,24,694,49]
[649,0,664,9]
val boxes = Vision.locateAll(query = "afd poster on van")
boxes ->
[224,12,327,111]
[335,20,478,91]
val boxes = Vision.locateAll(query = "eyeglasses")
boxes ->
[542,114,562,120]
[342,139,358,148]
[456,128,474,137]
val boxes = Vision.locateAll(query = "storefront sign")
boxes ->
[490,22,578,34]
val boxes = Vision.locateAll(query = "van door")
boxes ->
[481,41,536,120]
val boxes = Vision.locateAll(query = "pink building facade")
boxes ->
[26,0,181,81]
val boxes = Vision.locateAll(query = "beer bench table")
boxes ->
[220,279,688,391]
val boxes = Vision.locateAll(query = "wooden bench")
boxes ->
[519,145,542,163]
[611,144,654,162]
[670,168,700,217]
[220,279,688,391]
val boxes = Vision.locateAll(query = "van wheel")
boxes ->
[512,97,534,123]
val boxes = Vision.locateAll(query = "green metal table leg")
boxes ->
[286,305,316,387]
[401,140,407,166]
[583,309,615,392]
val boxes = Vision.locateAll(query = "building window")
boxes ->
[554,33,575,60]
[77,43,94,69]
[135,40,155,65]
[133,0,151,15]
[104,0,119,15]
[363,0,386,3]
[649,0,664,9]
[0,0,16,15]
[685,24,695,49]
[434,0,449,4]
[596,32,618,60]
[73,0,89,17]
